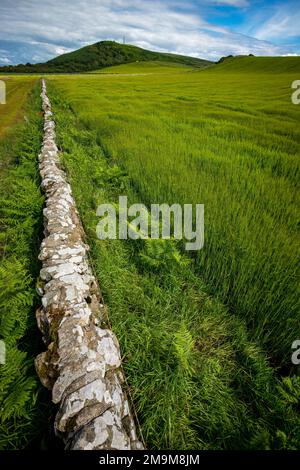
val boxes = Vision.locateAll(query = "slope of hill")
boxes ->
[214,55,300,73]
[0,41,212,73]
[92,60,197,74]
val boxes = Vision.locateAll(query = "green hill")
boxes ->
[93,60,196,74]
[214,55,300,73]
[0,41,212,73]
[3,41,299,75]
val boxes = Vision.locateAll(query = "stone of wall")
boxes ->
[35,79,143,450]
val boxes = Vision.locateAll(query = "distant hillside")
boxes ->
[214,55,300,73]
[93,60,197,74]
[0,41,212,73]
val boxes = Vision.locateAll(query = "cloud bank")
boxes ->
[0,0,298,65]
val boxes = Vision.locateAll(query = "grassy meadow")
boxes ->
[46,83,299,449]
[93,60,199,74]
[0,78,56,449]
[43,56,299,448]
[0,55,299,449]
[0,77,37,139]
[48,57,300,363]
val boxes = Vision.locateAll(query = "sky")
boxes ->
[0,0,299,65]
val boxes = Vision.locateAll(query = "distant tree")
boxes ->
[217,55,234,64]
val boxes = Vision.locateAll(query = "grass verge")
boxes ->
[48,82,300,450]
[48,67,300,365]
[0,81,56,449]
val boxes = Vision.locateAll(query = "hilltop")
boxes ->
[0,41,212,73]
[212,55,300,73]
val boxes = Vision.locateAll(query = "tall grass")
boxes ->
[93,60,196,74]
[48,61,300,363]
[48,83,300,450]
[0,77,36,139]
[0,82,55,449]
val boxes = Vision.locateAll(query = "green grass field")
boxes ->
[43,56,300,448]
[48,57,300,362]
[215,56,300,73]
[0,77,37,139]
[0,79,56,449]
[0,55,299,449]
[47,84,299,449]
[93,60,200,74]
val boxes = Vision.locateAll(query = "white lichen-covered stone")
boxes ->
[35,79,143,450]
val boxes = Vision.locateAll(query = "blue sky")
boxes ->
[0,0,299,65]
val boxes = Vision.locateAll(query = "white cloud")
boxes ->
[254,9,300,41]
[0,0,296,64]
[209,0,249,7]
[0,48,10,65]
[0,56,10,64]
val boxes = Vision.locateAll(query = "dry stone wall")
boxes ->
[35,79,143,450]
